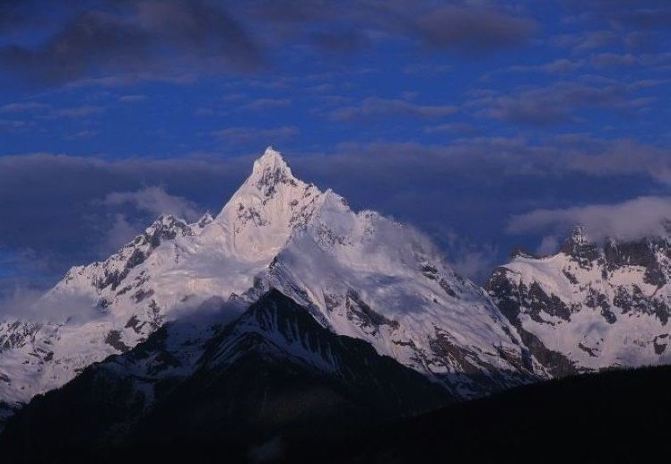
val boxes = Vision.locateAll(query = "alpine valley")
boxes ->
[2,148,671,461]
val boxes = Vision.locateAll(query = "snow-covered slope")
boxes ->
[265,190,541,396]
[486,227,671,375]
[0,147,540,414]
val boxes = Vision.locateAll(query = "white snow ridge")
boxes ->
[0,147,541,415]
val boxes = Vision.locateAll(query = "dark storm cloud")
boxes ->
[0,0,35,32]
[0,10,154,85]
[566,0,671,29]
[134,0,263,69]
[0,1,537,86]
[563,139,671,185]
[479,80,650,126]
[248,0,329,23]
[310,30,371,54]
[0,0,263,85]
[414,6,536,53]
[250,1,537,53]
[0,2,19,31]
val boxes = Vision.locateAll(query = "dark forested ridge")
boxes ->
[3,362,671,463]
[324,365,671,463]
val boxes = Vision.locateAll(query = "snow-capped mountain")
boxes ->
[486,227,671,376]
[0,147,539,419]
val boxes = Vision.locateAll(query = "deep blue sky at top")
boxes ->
[0,0,670,295]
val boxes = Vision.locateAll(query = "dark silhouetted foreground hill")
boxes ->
[3,362,670,463]
[324,365,671,463]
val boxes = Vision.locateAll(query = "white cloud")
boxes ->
[536,235,560,255]
[440,229,499,283]
[102,213,140,252]
[103,186,201,222]
[0,285,47,320]
[508,196,671,242]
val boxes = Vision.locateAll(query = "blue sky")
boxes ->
[1,0,670,302]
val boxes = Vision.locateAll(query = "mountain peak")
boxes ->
[559,225,599,263]
[253,146,291,175]
[561,225,591,249]
[1,146,539,417]
[212,147,321,259]
[244,146,300,197]
[569,225,589,243]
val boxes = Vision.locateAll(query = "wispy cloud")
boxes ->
[508,196,671,242]
[591,53,639,68]
[0,102,105,119]
[119,94,147,103]
[0,102,50,113]
[211,126,299,144]
[52,105,105,118]
[423,123,478,135]
[103,186,201,222]
[478,80,650,125]
[241,98,291,111]
[331,97,457,121]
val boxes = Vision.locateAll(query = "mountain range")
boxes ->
[487,226,671,376]
[1,147,671,460]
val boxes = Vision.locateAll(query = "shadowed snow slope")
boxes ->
[0,290,452,460]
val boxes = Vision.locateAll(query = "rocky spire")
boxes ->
[560,225,600,265]
[252,146,291,175]
[239,146,299,200]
